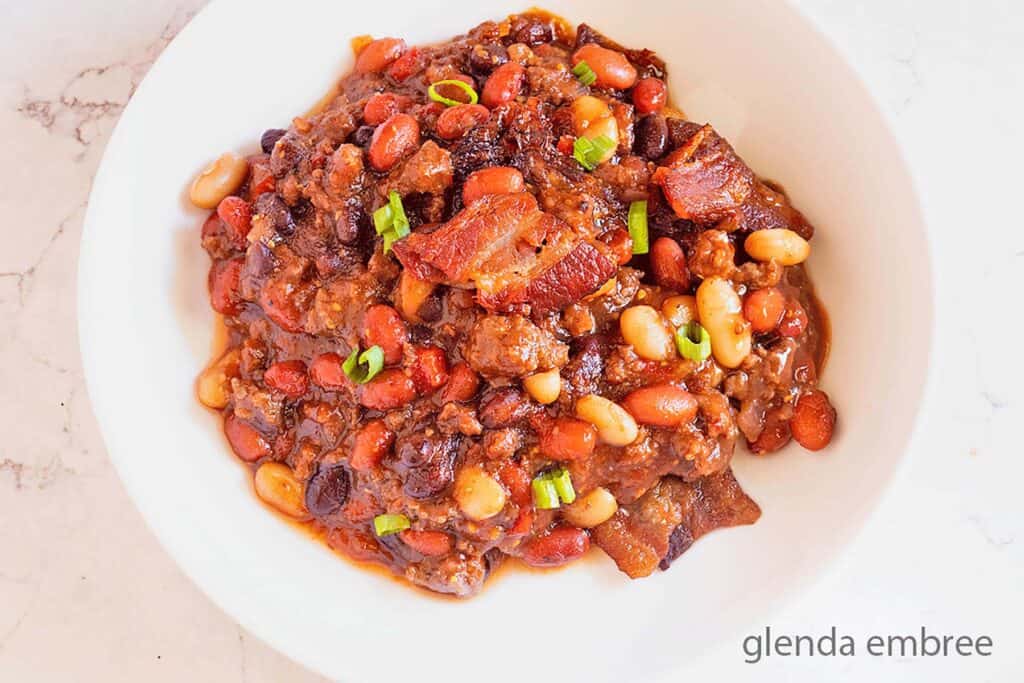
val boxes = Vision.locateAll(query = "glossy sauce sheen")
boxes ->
[196,11,837,597]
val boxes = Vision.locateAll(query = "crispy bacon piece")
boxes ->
[592,469,760,578]
[719,180,814,239]
[392,192,616,313]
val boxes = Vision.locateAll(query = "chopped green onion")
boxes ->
[427,79,479,107]
[343,345,385,384]
[549,467,576,505]
[571,61,597,86]
[675,321,712,362]
[572,134,616,171]
[532,475,560,510]
[373,191,411,253]
[373,513,411,536]
[628,200,649,255]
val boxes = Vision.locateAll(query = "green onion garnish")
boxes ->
[373,190,411,253]
[427,79,479,107]
[532,475,560,510]
[571,61,597,86]
[343,345,385,384]
[628,200,649,255]
[373,513,411,536]
[549,467,576,505]
[572,134,616,171]
[675,321,712,362]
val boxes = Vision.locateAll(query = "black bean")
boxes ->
[305,464,350,517]
[351,125,375,148]
[269,133,308,177]
[395,433,460,500]
[634,114,668,160]
[511,19,553,46]
[260,128,287,154]
[468,43,508,76]
[254,193,295,236]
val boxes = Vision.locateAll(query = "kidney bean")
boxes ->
[777,298,809,338]
[540,417,597,461]
[632,77,667,114]
[650,237,690,292]
[359,369,416,410]
[790,390,836,451]
[399,529,452,556]
[368,113,420,171]
[571,44,637,90]
[461,166,525,204]
[361,304,408,365]
[349,419,394,472]
[309,353,349,391]
[208,258,244,315]
[258,280,310,333]
[521,526,590,568]
[481,62,525,108]
[224,414,270,462]
[263,360,308,398]
[386,47,422,81]
[363,92,410,126]
[355,37,406,73]
[634,113,668,160]
[435,104,490,140]
[478,387,532,428]
[260,128,287,154]
[216,196,252,248]
[409,346,449,393]
[440,362,481,403]
[744,287,786,333]
[748,406,792,455]
[498,461,532,506]
[305,463,351,517]
[599,227,634,265]
[621,384,698,427]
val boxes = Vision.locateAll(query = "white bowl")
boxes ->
[78,0,933,680]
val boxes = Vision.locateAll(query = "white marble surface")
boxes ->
[1,0,1021,680]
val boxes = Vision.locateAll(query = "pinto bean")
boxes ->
[368,113,420,171]
[399,529,452,556]
[362,304,408,365]
[224,414,270,463]
[632,77,667,114]
[575,394,639,446]
[696,277,752,369]
[254,462,309,519]
[650,237,690,292]
[481,62,525,108]
[304,463,351,517]
[621,384,698,427]
[540,417,597,461]
[358,369,416,410]
[743,287,786,333]
[435,103,490,140]
[521,526,590,567]
[572,44,637,90]
[461,166,525,204]
[263,359,308,398]
[349,419,394,472]
[744,229,810,265]
[790,390,836,451]
[355,37,406,73]
[619,305,675,361]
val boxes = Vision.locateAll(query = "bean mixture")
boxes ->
[193,12,837,597]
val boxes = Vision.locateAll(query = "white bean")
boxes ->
[523,369,561,405]
[563,486,618,528]
[454,466,506,521]
[619,305,675,361]
[254,462,309,519]
[575,394,639,447]
[189,153,249,209]
[744,229,810,265]
[696,277,752,368]
[197,348,240,409]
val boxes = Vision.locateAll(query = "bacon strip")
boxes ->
[393,192,615,313]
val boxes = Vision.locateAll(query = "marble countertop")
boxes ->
[1,0,1021,680]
